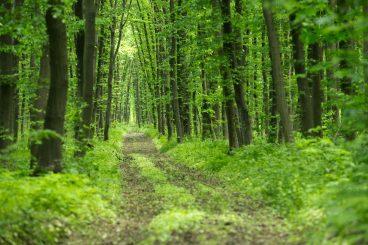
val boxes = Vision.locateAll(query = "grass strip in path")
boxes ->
[131,152,287,245]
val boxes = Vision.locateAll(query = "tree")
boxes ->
[104,0,131,141]
[289,13,314,136]
[233,0,252,145]
[34,0,69,174]
[30,46,50,167]
[221,0,239,149]
[169,0,184,142]
[79,0,98,153]
[0,0,18,150]
[262,0,294,143]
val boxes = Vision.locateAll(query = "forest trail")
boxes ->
[114,132,290,245]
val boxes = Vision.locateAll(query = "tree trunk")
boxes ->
[35,0,69,174]
[0,0,17,150]
[289,14,314,136]
[233,0,252,145]
[104,0,128,140]
[338,0,353,95]
[309,43,323,136]
[170,0,184,143]
[80,0,97,149]
[30,46,50,168]
[104,18,116,141]
[364,1,368,90]
[74,0,84,141]
[221,0,239,150]
[263,1,294,143]
[177,0,191,137]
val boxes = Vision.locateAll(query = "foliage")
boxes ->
[153,134,367,244]
[64,126,125,208]
[0,126,126,244]
[0,172,115,244]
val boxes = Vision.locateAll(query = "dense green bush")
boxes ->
[64,126,125,207]
[152,133,367,244]
[0,126,126,244]
[0,172,115,244]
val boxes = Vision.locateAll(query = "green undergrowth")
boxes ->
[0,125,126,244]
[142,126,368,244]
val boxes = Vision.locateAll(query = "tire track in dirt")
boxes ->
[113,133,163,244]
[120,132,290,245]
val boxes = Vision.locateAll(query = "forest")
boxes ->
[0,0,367,244]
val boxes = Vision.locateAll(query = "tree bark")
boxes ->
[170,0,184,142]
[309,43,323,136]
[30,46,50,168]
[177,0,191,137]
[74,0,84,141]
[0,0,17,150]
[104,0,130,140]
[80,0,97,150]
[263,1,294,143]
[34,0,69,174]
[364,1,368,91]
[338,0,353,95]
[289,13,314,136]
[221,0,239,150]
[233,0,252,145]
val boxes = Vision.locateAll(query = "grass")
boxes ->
[142,126,368,244]
[130,152,286,244]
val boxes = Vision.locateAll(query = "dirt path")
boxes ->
[116,132,289,245]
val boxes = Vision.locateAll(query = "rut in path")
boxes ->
[116,132,289,245]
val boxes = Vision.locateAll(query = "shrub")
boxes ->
[0,172,115,244]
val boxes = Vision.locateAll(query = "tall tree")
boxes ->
[80,0,98,151]
[177,0,191,136]
[309,43,323,136]
[0,0,18,150]
[233,0,252,145]
[262,0,294,143]
[34,0,69,173]
[104,0,131,141]
[289,13,314,136]
[30,46,50,167]
[363,1,368,90]
[169,0,184,142]
[337,0,353,95]
[74,0,84,140]
[221,0,239,149]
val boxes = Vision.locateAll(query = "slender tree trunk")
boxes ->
[263,1,294,143]
[135,74,141,127]
[177,0,191,137]
[290,14,314,136]
[201,66,213,139]
[233,0,252,145]
[104,18,116,141]
[93,32,105,136]
[30,46,50,168]
[74,0,84,140]
[326,0,340,125]
[170,0,184,142]
[364,1,368,91]
[35,0,69,174]
[80,0,97,149]
[338,0,353,95]
[309,43,323,136]
[0,0,17,150]
[261,28,270,137]
[221,0,239,150]
[104,0,129,140]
